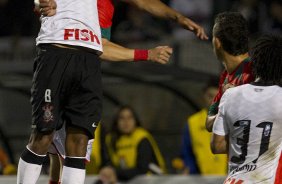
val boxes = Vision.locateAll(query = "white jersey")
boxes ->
[36,0,102,52]
[213,84,282,184]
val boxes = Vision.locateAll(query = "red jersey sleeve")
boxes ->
[98,0,114,29]
[208,60,254,116]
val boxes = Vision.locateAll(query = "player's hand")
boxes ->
[148,46,173,64]
[223,83,235,93]
[36,0,57,17]
[177,16,208,40]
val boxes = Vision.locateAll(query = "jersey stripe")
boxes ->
[274,152,282,184]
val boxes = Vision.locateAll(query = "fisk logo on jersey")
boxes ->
[64,29,101,44]
[224,178,244,184]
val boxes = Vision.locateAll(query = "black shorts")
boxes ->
[31,44,102,138]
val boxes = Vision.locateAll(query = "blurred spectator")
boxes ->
[99,106,166,182]
[180,79,227,175]
[95,167,118,184]
[231,0,268,36]
[0,146,16,175]
[170,0,213,39]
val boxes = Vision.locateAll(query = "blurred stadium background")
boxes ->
[0,0,281,183]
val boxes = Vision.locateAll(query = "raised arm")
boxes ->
[122,0,208,40]
[101,38,173,64]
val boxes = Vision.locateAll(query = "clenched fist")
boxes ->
[148,46,173,64]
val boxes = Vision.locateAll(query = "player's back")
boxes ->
[223,84,282,184]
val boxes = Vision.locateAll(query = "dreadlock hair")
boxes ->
[251,35,282,86]
[214,12,249,56]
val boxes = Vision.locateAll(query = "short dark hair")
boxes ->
[251,35,282,86]
[214,12,249,56]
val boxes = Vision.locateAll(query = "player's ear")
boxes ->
[214,37,221,49]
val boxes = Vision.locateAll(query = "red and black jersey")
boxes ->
[208,57,255,116]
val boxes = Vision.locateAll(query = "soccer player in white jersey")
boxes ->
[212,35,282,184]
[17,1,174,184]
[16,1,104,184]
[17,0,174,184]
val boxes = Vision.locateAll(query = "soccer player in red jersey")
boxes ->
[205,12,255,132]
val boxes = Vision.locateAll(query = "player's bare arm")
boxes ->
[101,38,173,64]
[34,0,56,16]
[122,0,208,40]
[38,0,208,40]
[211,133,228,154]
[206,115,216,132]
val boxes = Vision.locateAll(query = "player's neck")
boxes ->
[223,53,249,74]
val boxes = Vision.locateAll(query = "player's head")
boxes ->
[212,12,249,61]
[252,35,282,86]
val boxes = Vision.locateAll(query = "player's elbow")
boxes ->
[210,137,228,154]
[205,120,213,132]
[206,115,216,132]
[206,123,213,132]
[210,142,221,154]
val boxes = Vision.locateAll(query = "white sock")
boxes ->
[17,158,42,184]
[61,166,85,184]
[17,146,46,184]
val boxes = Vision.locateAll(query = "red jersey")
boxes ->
[208,57,255,115]
[98,0,114,40]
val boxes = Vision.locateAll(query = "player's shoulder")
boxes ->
[223,84,251,98]
[241,57,253,69]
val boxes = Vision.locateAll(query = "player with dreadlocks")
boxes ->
[212,34,282,183]
[252,35,282,86]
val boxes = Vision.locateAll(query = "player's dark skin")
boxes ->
[31,0,175,158]
[28,126,88,157]
[33,0,208,158]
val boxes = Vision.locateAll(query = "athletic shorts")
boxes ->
[48,124,93,162]
[31,44,102,138]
